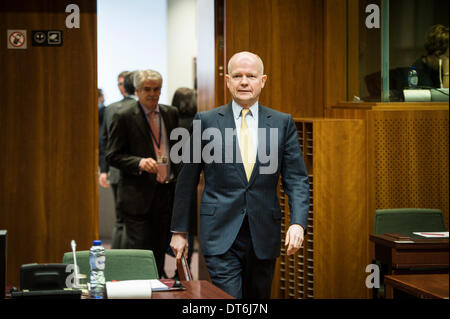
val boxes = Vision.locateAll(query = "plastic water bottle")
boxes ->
[408,67,418,88]
[89,240,106,299]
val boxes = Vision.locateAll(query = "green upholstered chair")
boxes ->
[374,208,446,235]
[62,249,159,281]
[373,208,447,299]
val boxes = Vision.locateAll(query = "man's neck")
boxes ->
[233,99,258,109]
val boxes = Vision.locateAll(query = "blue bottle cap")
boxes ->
[93,240,102,246]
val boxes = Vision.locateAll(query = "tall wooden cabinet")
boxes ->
[272,118,369,299]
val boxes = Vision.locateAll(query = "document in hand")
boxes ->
[105,280,169,299]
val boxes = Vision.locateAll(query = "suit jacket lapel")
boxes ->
[134,102,156,158]
[217,103,248,185]
[158,104,175,148]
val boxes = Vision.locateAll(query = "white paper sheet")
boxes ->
[413,232,449,238]
[149,279,170,291]
[105,280,169,299]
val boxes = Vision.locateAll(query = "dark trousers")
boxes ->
[122,182,174,278]
[204,215,276,299]
[110,183,127,249]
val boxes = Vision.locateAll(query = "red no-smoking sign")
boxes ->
[7,30,27,49]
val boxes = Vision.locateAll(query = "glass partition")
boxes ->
[351,0,449,102]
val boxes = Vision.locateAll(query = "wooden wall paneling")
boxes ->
[313,119,369,298]
[326,104,374,241]
[224,0,251,65]
[224,0,251,108]
[0,0,98,287]
[327,103,449,233]
[369,108,449,231]
[325,105,372,239]
[364,109,376,248]
[224,0,324,117]
[324,0,347,110]
[197,0,216,112]
[325,103,372,119]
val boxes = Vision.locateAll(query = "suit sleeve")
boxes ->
[280,115,310,230]
[170,112,203,232]
[98,108,109,173]
[105,111,142,175]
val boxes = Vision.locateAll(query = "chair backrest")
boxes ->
[62,249,159,281]
[374,208,447,235]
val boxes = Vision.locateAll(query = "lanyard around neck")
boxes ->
[149,111,162,150]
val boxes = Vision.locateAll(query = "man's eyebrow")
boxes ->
[232,72,257,76]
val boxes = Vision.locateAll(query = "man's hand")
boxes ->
[285,224,304,255]
[139,158,158,174]
[170,233,188,259]
[99,173,110,188]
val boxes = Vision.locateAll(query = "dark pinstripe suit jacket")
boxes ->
[106,101,179,215]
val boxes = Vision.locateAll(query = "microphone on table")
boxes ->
[71,240,79,288]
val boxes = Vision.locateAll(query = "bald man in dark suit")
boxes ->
[170,52,309,298]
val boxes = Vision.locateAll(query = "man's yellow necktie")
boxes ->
[239,109,255,181]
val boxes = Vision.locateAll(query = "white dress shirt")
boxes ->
[232,100,259,163]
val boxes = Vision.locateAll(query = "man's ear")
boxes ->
[261,74,268,88]
[225,74,230,88]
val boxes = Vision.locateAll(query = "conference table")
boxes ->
[369,234,449,273]
[369,234,449,299]
[152,280,234,299]
[5,280,233,299]
[384,273,449,299]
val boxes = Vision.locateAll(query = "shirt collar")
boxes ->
[232,100,258,120]
[139,102,159,116]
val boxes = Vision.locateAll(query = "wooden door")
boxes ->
[0,0,98,287]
